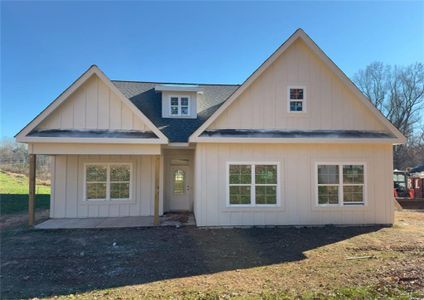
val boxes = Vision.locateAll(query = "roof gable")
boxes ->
[189,29,406,144]
[16,66,168,143]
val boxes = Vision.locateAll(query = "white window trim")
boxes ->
[315,162,367,207]
[83,162,133,201]
[169,95,191,116]
[287,86,307,113]
[226,162,281,208]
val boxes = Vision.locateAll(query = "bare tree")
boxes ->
[386,64,424,138]
[353,62,424,169]
[353,62,388,112]
[354,62,424,138]
[394,126,424,169]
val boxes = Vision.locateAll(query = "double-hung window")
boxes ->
[288,87,305,112]
[85,163,132,201]
[317,163,365,206]
[170,96,190,116]
[228,163,279,207]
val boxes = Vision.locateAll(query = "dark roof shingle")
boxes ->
[28,129,157,139]
[200,129,396,139]
[112,80,239,142]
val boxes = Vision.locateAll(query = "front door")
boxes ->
[169,165,192,211]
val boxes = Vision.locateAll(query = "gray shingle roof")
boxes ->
[200,129,396,139]
[112,80,239,142]
[28,129,157,139]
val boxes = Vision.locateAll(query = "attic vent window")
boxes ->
[170,96,190,116]
[288,87,306,113]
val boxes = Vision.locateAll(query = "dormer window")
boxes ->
[288,87,306,113]
[170,96,190,116]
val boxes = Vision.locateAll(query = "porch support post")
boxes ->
[28,154,36,226]
[153,155,160,225]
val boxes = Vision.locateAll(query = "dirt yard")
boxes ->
[1,210,423,299]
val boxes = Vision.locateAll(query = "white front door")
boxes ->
[169,165,192,211]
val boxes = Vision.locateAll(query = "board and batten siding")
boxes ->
[50,155,160,218]
[194,143,394,227]
[208,39,388,132]
[37,75,149,131]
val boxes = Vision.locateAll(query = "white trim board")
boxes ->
[189,29,406,144]
[15,65,168,144]
[28,143,161,155]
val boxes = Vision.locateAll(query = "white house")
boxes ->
[16,29,405,227]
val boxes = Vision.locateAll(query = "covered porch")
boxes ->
[27,142,164,227]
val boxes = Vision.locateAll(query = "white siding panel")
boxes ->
[36,74,150,132]
[73,89,86,129]
[98,205,109,217]
[208,39,389,133]
[49,156,56,218]
[85,76,98,129]
[60,101,74,129]
[88,205,98,217]
[108,92,122,129]
[194,143,393,227]
[121,105,133,130]
[43,111,61,129]
[65,155,78,217]
[50,155,156,218]
[109,205,120,217]
[53,155,67,218]
[132,116,146,131]
[97,81,110,129]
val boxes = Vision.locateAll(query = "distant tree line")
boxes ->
[353,62,424,169]
[0,138,50,180]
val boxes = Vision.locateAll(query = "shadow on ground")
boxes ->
[0,194,50,214]
[1,224,382,299]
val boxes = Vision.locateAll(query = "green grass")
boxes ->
[47,285,422,300]
[0,171,50,194]
[0,171,50,215]
[0,194,50,215]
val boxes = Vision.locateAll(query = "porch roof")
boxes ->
[200,129,396,139]
[28,129,158,139]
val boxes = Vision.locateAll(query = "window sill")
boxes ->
[314,203,366,210]
[81,199,136,205]
[287,111,307,115]
[222,204,284,213]
[163,115,197,119]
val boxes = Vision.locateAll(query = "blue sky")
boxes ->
[1,1,423,138]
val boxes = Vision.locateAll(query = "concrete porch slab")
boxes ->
[35,213,195,229]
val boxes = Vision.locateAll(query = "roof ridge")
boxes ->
[111,79,241,87]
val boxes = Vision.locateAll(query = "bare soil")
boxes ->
[0,209,49,230]
[1,210,423,299]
